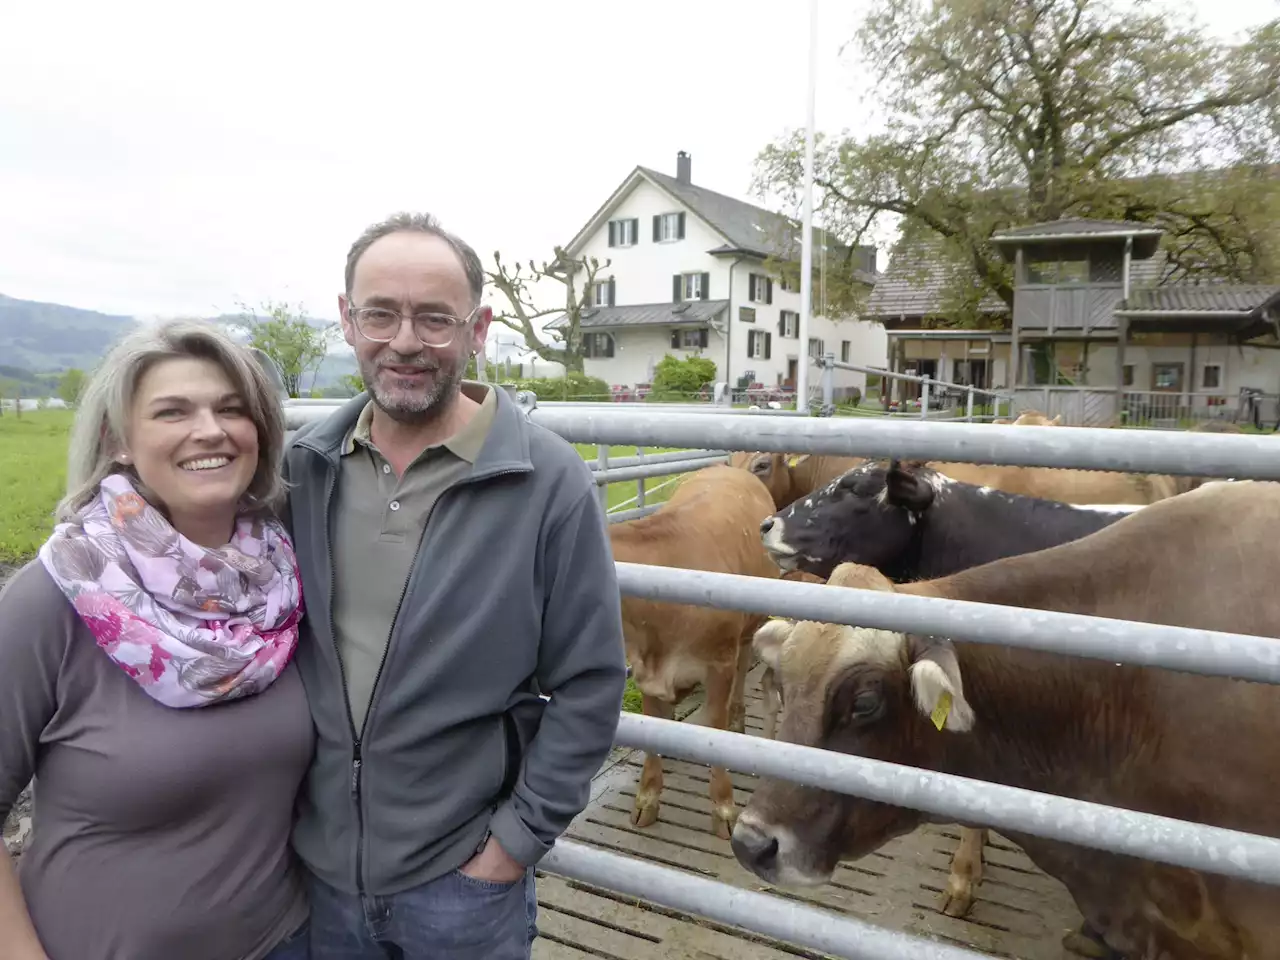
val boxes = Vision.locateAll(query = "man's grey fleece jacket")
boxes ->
[280,388,628,896]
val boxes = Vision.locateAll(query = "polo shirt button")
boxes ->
[382,464,391,474]
[389,500,401,511]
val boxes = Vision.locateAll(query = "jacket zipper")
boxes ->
[318,465,371,897]
[347,465,526,896]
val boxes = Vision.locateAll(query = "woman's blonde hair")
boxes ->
[57,318,288,522]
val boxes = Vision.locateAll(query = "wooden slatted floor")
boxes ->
[533,665,1084,960]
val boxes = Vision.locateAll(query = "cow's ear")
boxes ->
[907,636,974,732]
[885,460,935,512]
[753,618,793,674]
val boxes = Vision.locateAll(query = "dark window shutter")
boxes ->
[677,212,686,239]
[699,272,709,300]
[699,328,709,348]
[608,278,616,306]
[777,314,784,336]
[630,218,639,242]
[748,275,756,301]
[653,215,661,242]
[766,278,774,304]
[605,334,615,358]
[607,222,616,247]
[764,332,772,360]
[673,274,683,302]
[671,330,680,349]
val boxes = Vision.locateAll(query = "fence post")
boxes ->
[821,353,835,416]
[596,444,609,511]
[920,375,931,420]
[965,385,975,422]
[635,446,646,509]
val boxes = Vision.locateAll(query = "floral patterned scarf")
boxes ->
[38,473,304,709]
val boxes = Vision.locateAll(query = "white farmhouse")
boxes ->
[544,151,887,403]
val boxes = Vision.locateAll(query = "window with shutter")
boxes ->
[656,212,683,242]
[699,328,709,348]
[607,219,636,247]
[607,279,616,306]
[671,330,680,349]
[679,273,703,300]
[748,275,757,301]
[765,278,773,305]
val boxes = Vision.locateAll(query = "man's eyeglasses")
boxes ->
[349,303,479,348]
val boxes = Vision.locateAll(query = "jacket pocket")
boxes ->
[500,695,546,798]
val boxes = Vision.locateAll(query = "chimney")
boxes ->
[676,151,691,185]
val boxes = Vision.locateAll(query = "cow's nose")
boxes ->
[730,819,779,872]
[760,517,775,534]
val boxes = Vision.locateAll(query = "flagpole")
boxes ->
[796,0,818,413]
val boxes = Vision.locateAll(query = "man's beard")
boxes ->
[361,349,466,425]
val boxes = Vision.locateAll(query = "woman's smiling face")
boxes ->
[122,356,259,544]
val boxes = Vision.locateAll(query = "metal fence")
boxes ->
[281,388,1280,959]
[815,354,1014,422]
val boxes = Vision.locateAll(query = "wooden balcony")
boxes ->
[1013,283,1123,335]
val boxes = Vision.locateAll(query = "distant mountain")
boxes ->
[0,294,357,391]
[0,294,137,372]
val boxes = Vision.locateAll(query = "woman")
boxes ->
[0,319,314,960]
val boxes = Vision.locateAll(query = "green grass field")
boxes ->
[0,409,74,564]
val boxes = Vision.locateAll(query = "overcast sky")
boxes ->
[0,0,1273,328]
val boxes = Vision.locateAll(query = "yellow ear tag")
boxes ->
[931,691,953,731]
[787,455,803,467]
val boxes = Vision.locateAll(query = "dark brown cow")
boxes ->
[609,464,781,839]
[732,479,1280,960]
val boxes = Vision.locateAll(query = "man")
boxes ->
[281,212,628,959]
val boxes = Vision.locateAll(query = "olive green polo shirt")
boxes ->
[331,385,497,733]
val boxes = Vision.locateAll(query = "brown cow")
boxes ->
[732,479,1280,960]
[609,464,781,839]
[728,451,866,510]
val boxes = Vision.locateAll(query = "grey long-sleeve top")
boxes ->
[0,561,314,960]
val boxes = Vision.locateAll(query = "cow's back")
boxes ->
[917,479,1280,832]
[930,461,1176,505]
[610,465,780,684]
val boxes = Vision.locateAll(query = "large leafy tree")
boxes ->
[753,0,1280,320]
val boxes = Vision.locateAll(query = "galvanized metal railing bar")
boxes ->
[595,448,729,470]
[531,401,810,416]
[595,454,727,485]
[614,562,1280,685]
[827,357,1013,402]
[518,401,1280,479]
[606,504,662,523]
[542,840,990,960]
[611,713,1280,886]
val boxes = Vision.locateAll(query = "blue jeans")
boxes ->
[306,866,538,960]
[264,920,311,959]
